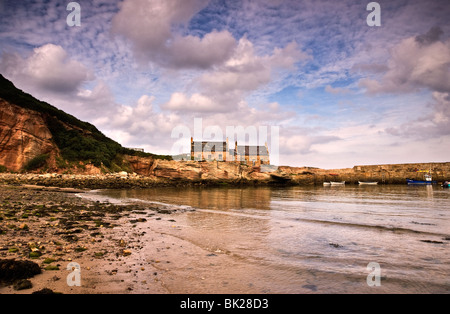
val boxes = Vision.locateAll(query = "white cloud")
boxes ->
[0,44,93,93]
[90,94,186,153]
[162,38,310,113]
[279,134,340,156]
[164,30,237,69]
[385,91,450,139]
[164,92,217,112]
[355,26,450,147]
[112,0,207,49]
[359,27,450,94]
[0,44,118,123]
[111,0,236,69]
[205,38,309,93]
[199,37,271,94]
[325,85,350,94]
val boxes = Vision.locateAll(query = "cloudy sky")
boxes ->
[1,0,449,169]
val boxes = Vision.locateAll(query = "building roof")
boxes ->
[191,141,227,153]
[236,145,269,156]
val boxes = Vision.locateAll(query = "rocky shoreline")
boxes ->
[1,161,449,189]
[0,172,169,189]
[0,184,192,293]
[0,172,271,189]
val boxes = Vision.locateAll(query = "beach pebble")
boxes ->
[302,284,318,292]
[13,279,32,290]
[19,223,29,230]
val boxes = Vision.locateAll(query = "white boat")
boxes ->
[330,181,345,186]
[323,182,331,186]
[358,181,378,185]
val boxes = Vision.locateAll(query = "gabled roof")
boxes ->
[236,145,269,156]
[191,141,227,153]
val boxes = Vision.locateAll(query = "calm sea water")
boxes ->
[94,185,449,293]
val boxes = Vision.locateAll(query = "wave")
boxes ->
[76,190,195,212]
[291,217,449,238]
[193,206,449,238]
[190,206,449,239]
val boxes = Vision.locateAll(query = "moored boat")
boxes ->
[358,181,378,185]
[442,181,449,188]
[330,181,345,186]
[407,173,437,185]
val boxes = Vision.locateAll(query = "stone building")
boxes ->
[190,138,229,161]
[190,138,270,166]
[234,143,270,166]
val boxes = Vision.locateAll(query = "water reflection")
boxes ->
[103,186,273,211]
[97,185,450,293]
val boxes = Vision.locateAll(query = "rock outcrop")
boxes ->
[124,157,276,183]
[0,99,58,172]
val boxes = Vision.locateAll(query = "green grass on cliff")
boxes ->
[0,74,172,169]
[0,74,100,134]
[23,154,49,171]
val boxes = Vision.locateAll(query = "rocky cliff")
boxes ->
[122,156,274,183]
[0,74,165,173]
[0,99,58,172]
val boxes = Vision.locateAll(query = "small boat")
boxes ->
[407,179,437,185]
[323,182,331,186]
[442,181,450,188]
[358,181,378,185]
[330,181,345,186]
[407,173,437,185]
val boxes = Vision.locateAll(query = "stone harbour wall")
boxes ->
[351,162,450,184]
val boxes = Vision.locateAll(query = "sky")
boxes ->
[0,0,449,169]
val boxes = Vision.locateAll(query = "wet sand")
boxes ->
[0,184,264,294]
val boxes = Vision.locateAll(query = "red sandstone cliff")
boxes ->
[0,99,58,172]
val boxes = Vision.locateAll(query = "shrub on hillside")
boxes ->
[24,154,49,171]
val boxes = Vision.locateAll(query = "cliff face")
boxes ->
[0,99,58,172]
[151,159,272,182]
[123,156,273,182]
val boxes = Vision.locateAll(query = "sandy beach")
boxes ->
[0,184,264,294]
